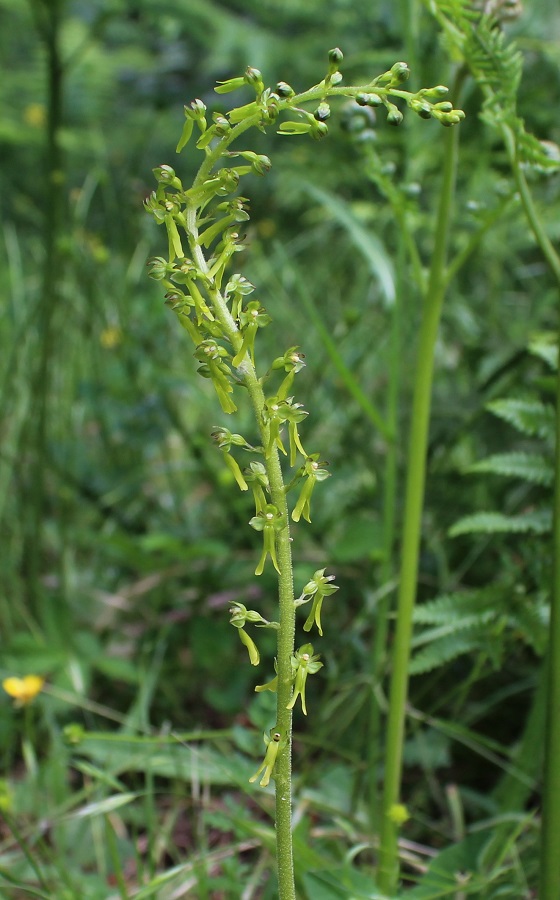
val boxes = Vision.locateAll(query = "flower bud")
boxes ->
[421,84,449,100]
[311,120,329,140]
[153,164,175,182]
[415,101,432,120]
[276,81,295,98]
[189,99,207,119]
[147,256,171,280]
[389,61,410,84]
[386,106,403,126]
[356,92,382,108]
[328,47,344,69]
[213,115,231,136]
[244,67,264,92]
[262,97,279,124]
[252,154,272,175]
[314,102,331,122]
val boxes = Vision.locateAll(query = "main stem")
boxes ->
[186,208,296,899]
[377,77,462,895]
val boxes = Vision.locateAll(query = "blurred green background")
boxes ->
[0,0,559,896]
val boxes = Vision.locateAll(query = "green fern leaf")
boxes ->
[410,630,498,675]
[414,591,493,625]
[464,14,522,116]
[449,508,552,537]
[515,127,560,174]
[486,398,555,439]
[411,611,495,649]
[528,332,559,371]
[466,452,553,486]
[508,598,548,657]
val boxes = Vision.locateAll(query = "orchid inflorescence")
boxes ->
[146,49,463,788]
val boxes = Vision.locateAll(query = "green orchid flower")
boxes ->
[249,727,286,788]
[291,454,330,523]
[286,644,323,716]
[249,504,284,575]
[296,568,339,637]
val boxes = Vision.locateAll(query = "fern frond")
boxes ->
[528,332,559,371]
[413,590,494,625]
[466,452,553,486]
[410,629,499,675]
[464,14,522,117]
[508,597,548,656]
[486,398,555,440]
[411,586,548,674]
[449,508,552,537]
[515,127,560,175]
[411,611,495,649]
[425,2,559,176]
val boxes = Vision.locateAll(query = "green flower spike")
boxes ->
[297,568,339,637]
[291,454,330,523]
[232,301,271,367]
[286,644,323,716]
[249,503,284,575]
[249,727,286,787]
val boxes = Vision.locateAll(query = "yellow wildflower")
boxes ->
[2,675,45,706]
[23,103,46,128]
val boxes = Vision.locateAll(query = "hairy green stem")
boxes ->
[377,71,463,895]
[185,203,297,898]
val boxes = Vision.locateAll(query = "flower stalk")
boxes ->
[145,50,462,898]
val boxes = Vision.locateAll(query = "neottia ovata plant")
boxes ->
[145,49,464,899]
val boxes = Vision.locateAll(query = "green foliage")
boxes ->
[412,586,548,674]
[450,508,552,536]
[466,451,553,486]
[451,338,555,537]
[426,0,560,173]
